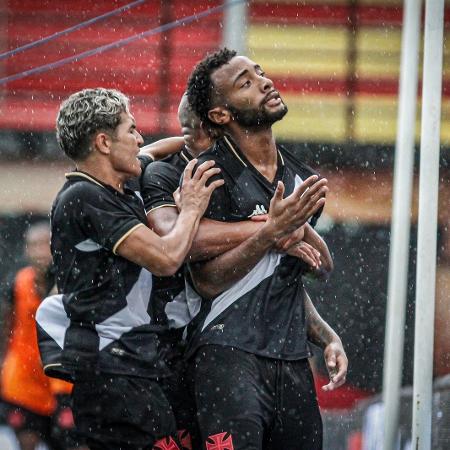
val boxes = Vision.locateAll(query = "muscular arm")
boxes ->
[117,160,223,277]
[191,177,328,299]
[117,209,202,277]
[302,223,333,277]
[146,206,263,261]
[139,137,184,160]
[304,289,348,391]
[190,224,277,298]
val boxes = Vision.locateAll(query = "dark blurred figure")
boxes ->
[0,222,86,450]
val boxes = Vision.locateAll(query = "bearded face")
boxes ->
[227,100,288,128]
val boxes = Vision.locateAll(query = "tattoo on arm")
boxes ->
[304,290,339,349]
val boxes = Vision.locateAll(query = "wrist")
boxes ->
[325,336,342,349]
[257,221,279,247]
[178,208,201,228]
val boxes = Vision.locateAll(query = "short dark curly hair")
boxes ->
[186,48,237,136]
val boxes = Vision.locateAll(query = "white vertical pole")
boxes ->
[412,0,444,449]
[382,1,421,449]
[223,0,248,54]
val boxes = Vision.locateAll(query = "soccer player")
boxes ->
[185,48,347,449]
[36,87,224,450]
[141,94,274,449]
[143,92,346,449]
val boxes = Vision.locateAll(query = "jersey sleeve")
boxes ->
[77,186,145,253]
[141,161,179,212]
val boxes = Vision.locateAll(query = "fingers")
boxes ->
[251,214,269,222]
[295,175,319,197]
[289,177,327,203]
[282,179,328,225]
[193,160,217,181]
[300,243,321,267]
[199,167,222,184]
[332,354,348,385]
[272,181,285,203]
[322,349,348,392]
[295,248,318,267]
[207,178,225,194]
[183,158,198,183]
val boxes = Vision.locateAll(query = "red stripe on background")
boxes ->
[250,4,350,25]
[251,4,450,27]
[274,77,450,97]
[273,77,348,95]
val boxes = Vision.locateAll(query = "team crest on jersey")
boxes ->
[206,432,234,450]
[248,204,268,218]
[177,429,192,450]
[153,436,180,450]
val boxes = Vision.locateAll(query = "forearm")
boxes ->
[303,224,333,277]
[304,290,340,349]
[159,209,201,272]
[140,137,184,160]
[189,219,263,261]
[191,226,275,298]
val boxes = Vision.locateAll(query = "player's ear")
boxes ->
[93,131,112,155]
[208,106,231,126]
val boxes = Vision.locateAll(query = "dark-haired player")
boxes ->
[141,93,318,448]
[185,49,348,449]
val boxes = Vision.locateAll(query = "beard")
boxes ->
[227,101,288,128]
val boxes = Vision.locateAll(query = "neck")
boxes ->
[184,146,200,159]
[226,123,278,181]
[77,158,127,193]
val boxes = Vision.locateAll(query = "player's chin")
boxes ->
[264,103,288,119]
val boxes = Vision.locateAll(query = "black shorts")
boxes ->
[0,400,51,440]
[72,373,181,450]
[190,345,323,450]
[160,356,200,450]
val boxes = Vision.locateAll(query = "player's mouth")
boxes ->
[262,91,282,107]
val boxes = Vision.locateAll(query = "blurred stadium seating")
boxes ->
[0,0,449,144]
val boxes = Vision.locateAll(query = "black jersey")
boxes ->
[140,148,195,347]
[141,148,192,213]
[186,135,321,361]
[37,164,169,381]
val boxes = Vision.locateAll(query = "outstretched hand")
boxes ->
[321,340,348,391]
[264,176,328,242]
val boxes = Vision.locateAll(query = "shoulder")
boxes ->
[143,159,178,178]
[279,145,319,178]
[54,178,104,205]
[141,159,181,193]
[52,178,119,224]
[196,140,228,167]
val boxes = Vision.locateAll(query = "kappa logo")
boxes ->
[153,436,181,450]
[248,204,268,218]
[205,432,234,450]
[210,323,224,332]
